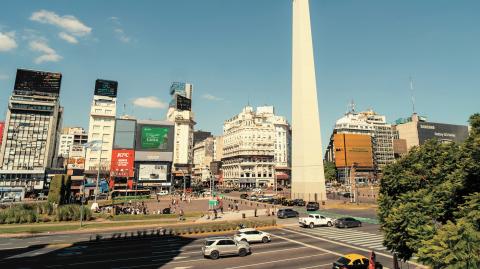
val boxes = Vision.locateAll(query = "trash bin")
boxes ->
[242,213,246,219]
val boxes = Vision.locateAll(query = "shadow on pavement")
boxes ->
[0,228,197,269]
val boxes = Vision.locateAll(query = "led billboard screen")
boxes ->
[417,122,469,145]
[176,95,191,111]
[94,79,118,97]
[14,69,62,96]
[136,124,173,152]
[110,150,135,177]
[113,119,136,149]
[138,164,168,181]
[334,133,374,168]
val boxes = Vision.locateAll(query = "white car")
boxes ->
[156,190,169,196]
[299,214,335,228]
[234,228,271,243]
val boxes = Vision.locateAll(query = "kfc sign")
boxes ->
[110,150,134,177]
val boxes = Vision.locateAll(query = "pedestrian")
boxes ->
[213,208,218,219]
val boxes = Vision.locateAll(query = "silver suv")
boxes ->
[202,237,251,260]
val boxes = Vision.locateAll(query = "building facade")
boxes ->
[0,69,63,196]
[325,108,395,182]
[0,122,4,149]
[394,113,469,151]
[57,127,88,158]
[222,106,290,188]
[192,136,214,183]
[84,79,118,176]
[166,82,195,187]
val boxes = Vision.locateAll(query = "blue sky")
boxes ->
[1,0,479,149]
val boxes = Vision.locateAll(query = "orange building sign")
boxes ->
[333,133,373,168]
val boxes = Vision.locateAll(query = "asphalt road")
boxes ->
[0,219,422,269]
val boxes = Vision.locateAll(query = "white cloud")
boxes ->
[29,40,62,64]
[202,94,223,101]
[30,10,92,36]
[58,32,78,44]
[114,28,131,43]
[0,74,9,80]
[132,96,167,109]
[0,31,17,52]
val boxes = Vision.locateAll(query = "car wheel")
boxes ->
[309,222,315,229]
[327,221,332,227]
[262,236,269,243]
[210,250,219,260]
[238,248,247,257]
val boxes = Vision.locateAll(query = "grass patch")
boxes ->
[112,212,203,221]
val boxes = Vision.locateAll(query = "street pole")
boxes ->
[274,168,277,197]
[94,140,103,204]
[80,179,84,228]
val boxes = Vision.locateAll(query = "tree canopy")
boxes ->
[378,113,480,266]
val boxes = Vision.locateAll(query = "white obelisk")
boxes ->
[291,0,327,202]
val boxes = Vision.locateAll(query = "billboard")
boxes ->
[14,69,62,96]
[334,133,374,168]
[110,150,135,177]
[136,124,174,152]
[176,95,191,111]
[67,157,85,170]
[417,122,469,145]
[113,119,136,149]
[170,82,186,96]
[138,164,168,181]
[94,79,118,97]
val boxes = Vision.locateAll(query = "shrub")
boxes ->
[0,204,38,224]
[56,204,91,221]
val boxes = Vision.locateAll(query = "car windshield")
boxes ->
[204,240,215,246]
[336,257,351,265]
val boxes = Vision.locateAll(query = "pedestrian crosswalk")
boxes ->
[290,227,388,251]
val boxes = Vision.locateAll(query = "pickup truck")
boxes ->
[299,214,335,228]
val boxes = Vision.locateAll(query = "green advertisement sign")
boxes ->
[141,126,169,149]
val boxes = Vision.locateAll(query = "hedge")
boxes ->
[0,203,92,224]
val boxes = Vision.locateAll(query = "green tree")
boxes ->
[378,113,480,262]
[323,161,337,182]
[417,193,480,269]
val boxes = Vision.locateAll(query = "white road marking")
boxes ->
[281,228,427,268]
[227,254,331,269]
[173,256,189,260]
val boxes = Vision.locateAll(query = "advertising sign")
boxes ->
[113,119,136,149]
[110,150,135,177]
[138,164,168,181]
[14,69,62,96]
[140,126,170,150]
[334,133,374,168]
[417,122,469,145]
[94,79,118,97]
[67,157,85,170]
[176,95,191,111]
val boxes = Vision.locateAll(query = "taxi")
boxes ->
[332,253,383,269]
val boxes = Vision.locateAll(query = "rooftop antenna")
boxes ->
[410,76,416,114]
[347,99,356,114]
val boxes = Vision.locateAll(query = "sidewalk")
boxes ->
[195,209,272,223]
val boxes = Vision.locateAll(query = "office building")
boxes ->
[325,108,395,182]
[394,113,469,150]
[192,136,214,183]
[222,106,290,188]
[57,127,88,159]
[166,82,195,187]
[84,79,118,177]
[110,117,136,190]
[0,69,63,197]
[193,130,212,145]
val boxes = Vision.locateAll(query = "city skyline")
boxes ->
[1,0,479,148]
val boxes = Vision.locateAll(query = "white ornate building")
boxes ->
[222,106,291,188]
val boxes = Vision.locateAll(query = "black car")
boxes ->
[282,199,295,206]
[293,199,306,206]
[306,202,320,211]
[223,189,232,193]
[240,193,249,199]
[335,217,362,228]
[277,208,299,219]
